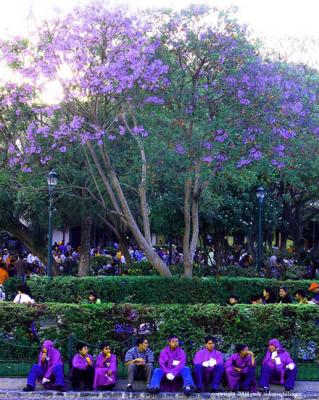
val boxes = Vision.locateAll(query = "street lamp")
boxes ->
[47,169,58,280]
[256,187,265,272]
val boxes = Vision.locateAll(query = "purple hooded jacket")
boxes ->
[159,346,187,376]
[38,340,63,379]
[262,339,295,384]
[193,348,223,366]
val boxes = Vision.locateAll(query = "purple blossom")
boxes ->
[239,98,251,106]
[271,159,285,169]
[144,96,164,105]
[249,147,262,160]
[236,158,252,168]
[132,126,149,137]
[202,155,213,163]
[119,126,126,136]
[108,135,116,141]
[214,130,228,143]
[273,127,296,139]
[59,146,67,152]
[202,141,213,150]
[70,116,84,130]
[213,153,228,162]
[273,144,285,156]
[175,143,185,155]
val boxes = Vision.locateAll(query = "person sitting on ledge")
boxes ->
[70,343,94,390]
[148,335,194,396]
[93,342,117,390]
[193,335,224,393]
[225,344,256,392]
[23,340,64,392]
[259,338,297,394]
[124,337,154,392]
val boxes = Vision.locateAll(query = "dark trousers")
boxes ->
[127,363,153,385]
[193,364,224,390]
[259,365,297,390]
[70,366,94,390]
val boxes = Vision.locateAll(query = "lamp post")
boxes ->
[256,187,265,272]
[47,169,58,280]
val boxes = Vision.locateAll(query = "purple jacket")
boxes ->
[38,340,63,379]
[95,353,116,371]
[159,346,186,376]
[193,348,223,366]
[94,353,117,388]
[262,339,295,383]
[225,353,254,374]
[72,353,94,370]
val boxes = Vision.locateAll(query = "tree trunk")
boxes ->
[280,231,288,252]
[86,142,171,276]
[189,166,200,261]
[183,176,193,277]
[119,235,133,268]
[78,215,92,277]
[247,233,256,260]
[214,232,226,268]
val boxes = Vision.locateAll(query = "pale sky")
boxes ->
[0,0,318,66]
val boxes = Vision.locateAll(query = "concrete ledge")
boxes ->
[1,378,319,399]
[0,391,319,400]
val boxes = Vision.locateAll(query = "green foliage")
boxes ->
[4,275,314,304]
[89,255,114,275]
[0,303,318,364]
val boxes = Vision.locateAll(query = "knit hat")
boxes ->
[308,282,319,291]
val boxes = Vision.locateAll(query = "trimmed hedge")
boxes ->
[0,303,318,363]
[4,276,315,304]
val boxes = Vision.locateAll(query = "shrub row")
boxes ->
[4,276,315,304]
[0,303,318,363]
[90,258,311,280]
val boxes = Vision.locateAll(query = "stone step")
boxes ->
[0,392,319,400]
[2,377,319,392]
[1,378,319,399]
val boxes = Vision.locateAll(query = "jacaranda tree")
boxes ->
[1,3,318,276]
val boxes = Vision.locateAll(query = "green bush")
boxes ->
[219,265,310,280]
[0,303,318,364]
[4,275,316,304]
[89,255,114,275]
[88,259,310,280]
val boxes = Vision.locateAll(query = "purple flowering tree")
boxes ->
[0,3,172,276]
[152,5,319,276]
[1,3,318,277]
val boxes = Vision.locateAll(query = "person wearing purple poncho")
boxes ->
[225,344,256,392]
[149,336,194,396]
[259,339,297,393]
[70,343,94,390]
[93,342,117,390]
[23,340,64,392]
[193,336,224,392]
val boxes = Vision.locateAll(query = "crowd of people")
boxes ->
[23,336,297,394]
[0,240,318,280]
[226,283,319,306]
